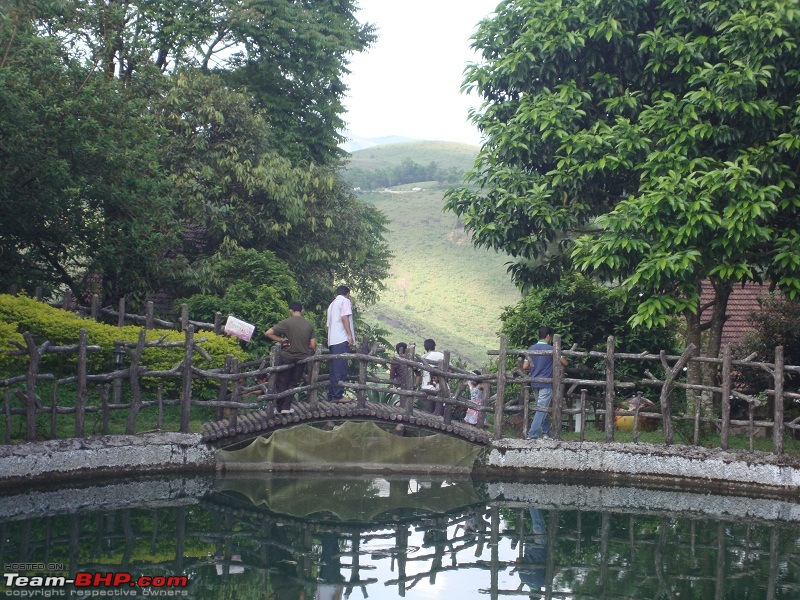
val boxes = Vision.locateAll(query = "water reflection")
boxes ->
[0,474,798,599]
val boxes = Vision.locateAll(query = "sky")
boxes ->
[341,0,499,147]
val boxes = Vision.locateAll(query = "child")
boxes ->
[465,370,484,426]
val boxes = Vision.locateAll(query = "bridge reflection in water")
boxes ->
[0,475,799,599]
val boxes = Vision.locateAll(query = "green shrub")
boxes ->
[0,294,247,381]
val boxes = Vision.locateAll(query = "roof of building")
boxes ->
[700,282,770,348]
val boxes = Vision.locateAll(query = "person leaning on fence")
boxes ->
[264,301,316,414]
[524,326,568,440]
[388,342,408,405]
[326,285,355,403]
[419,338,445,414]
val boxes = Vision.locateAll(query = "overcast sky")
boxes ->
[341,0,498,147]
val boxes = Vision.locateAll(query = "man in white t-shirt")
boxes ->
[326,285,355,402]
[420,338,445,414]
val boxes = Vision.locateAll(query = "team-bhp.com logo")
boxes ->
[3,570,189,596]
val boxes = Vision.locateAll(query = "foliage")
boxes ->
[500,273,678,374]
[345,158,466,190]
[0,0,389,312]
[446,0,800,363]
[734,294,800,396]
[178,247,303,357]
[0,294,245,379]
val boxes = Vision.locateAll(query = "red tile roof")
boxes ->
[700,282,769,347]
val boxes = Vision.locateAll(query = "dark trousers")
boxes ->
[275,354,305,411]
[327,341,349,400]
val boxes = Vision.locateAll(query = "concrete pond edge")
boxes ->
[1,433,799,498]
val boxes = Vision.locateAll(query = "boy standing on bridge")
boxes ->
[264,301,316,414]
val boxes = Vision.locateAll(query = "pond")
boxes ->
[0,473,798,599]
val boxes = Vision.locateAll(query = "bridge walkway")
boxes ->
[201,399,492,449]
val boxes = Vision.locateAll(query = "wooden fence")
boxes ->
[1,290,799,453]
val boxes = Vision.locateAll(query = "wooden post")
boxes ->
[216,355,232,421]
[228,357,240,430]
[181,303,189,331]
[156,384,164,430]
[214,312,223,335]
[604,336,615,442]
[50,382,58,439]
[62,289,72,310]
[100,385,109,435]
[551,334,564,440]
[76,329,88,437]
[91,294,99,320]
[580,389,587,443]
[265,344,279,419]
[145,301,154,330]
[125,329,147,434]
[23,332,42,442]
[180,326,194,433]
[308,346,322,404]
[357,340,367,408]
[659,344,695,445]
[440,350,452,424]
[720,344,732,450]
[4,391,11,444]
[35,286,42,301]
[520,376,529,438]
[118,297,126,327]
[773,346,785,455]
[493,334,508,440]
[404,343,416,417]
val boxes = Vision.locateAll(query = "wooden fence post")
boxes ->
[440,350,452,424]
[604,336,616,442]
[145,301,154,330]
[180,326,194,433]
[660,344,695,445]
[308,346,322,404]
[214,312,222,335]
[720,344,732,450]
[22,332,42,442]
[76,329,88,437]
[35,286,42,301]
[552,334,564,440]
[118,298,126,327]
[357,342,367,408]
[404,343,416,416]
[181,304,189,331]
[91,294,99,320]
[62,289,72,310]
[227,357,240,430]
[4,392,11,444]
[125,329,147,434]
[493,334,508,440]
[774,345,785,455]
[216,355,232,421]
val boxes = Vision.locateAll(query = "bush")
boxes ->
[0,294,247,381]
[500,274,678,376]
[178,248,304,357]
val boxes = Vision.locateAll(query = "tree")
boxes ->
[500,273,677,376]
[0,0,389,310]
[446,0,800,384]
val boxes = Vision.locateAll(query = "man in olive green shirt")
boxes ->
[264,301,316,413]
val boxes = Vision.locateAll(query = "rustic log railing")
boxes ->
[1,289,798,452]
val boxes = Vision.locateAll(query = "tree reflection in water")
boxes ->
[0,475,798,599]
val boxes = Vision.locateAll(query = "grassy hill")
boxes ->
[344,140,479,172]
[348,142,521,368]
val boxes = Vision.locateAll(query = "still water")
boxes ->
[1,474,798,599]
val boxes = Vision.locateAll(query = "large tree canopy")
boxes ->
[446,0,800,367]
[0,0,388,311]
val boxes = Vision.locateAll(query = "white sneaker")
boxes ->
[280,408,295,415]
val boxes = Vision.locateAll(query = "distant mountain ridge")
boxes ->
[341,134,420,153]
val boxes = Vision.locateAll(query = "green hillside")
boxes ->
[349,143,520,367]
[345,141,479,173]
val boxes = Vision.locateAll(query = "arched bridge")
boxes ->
[201,399,491,450]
